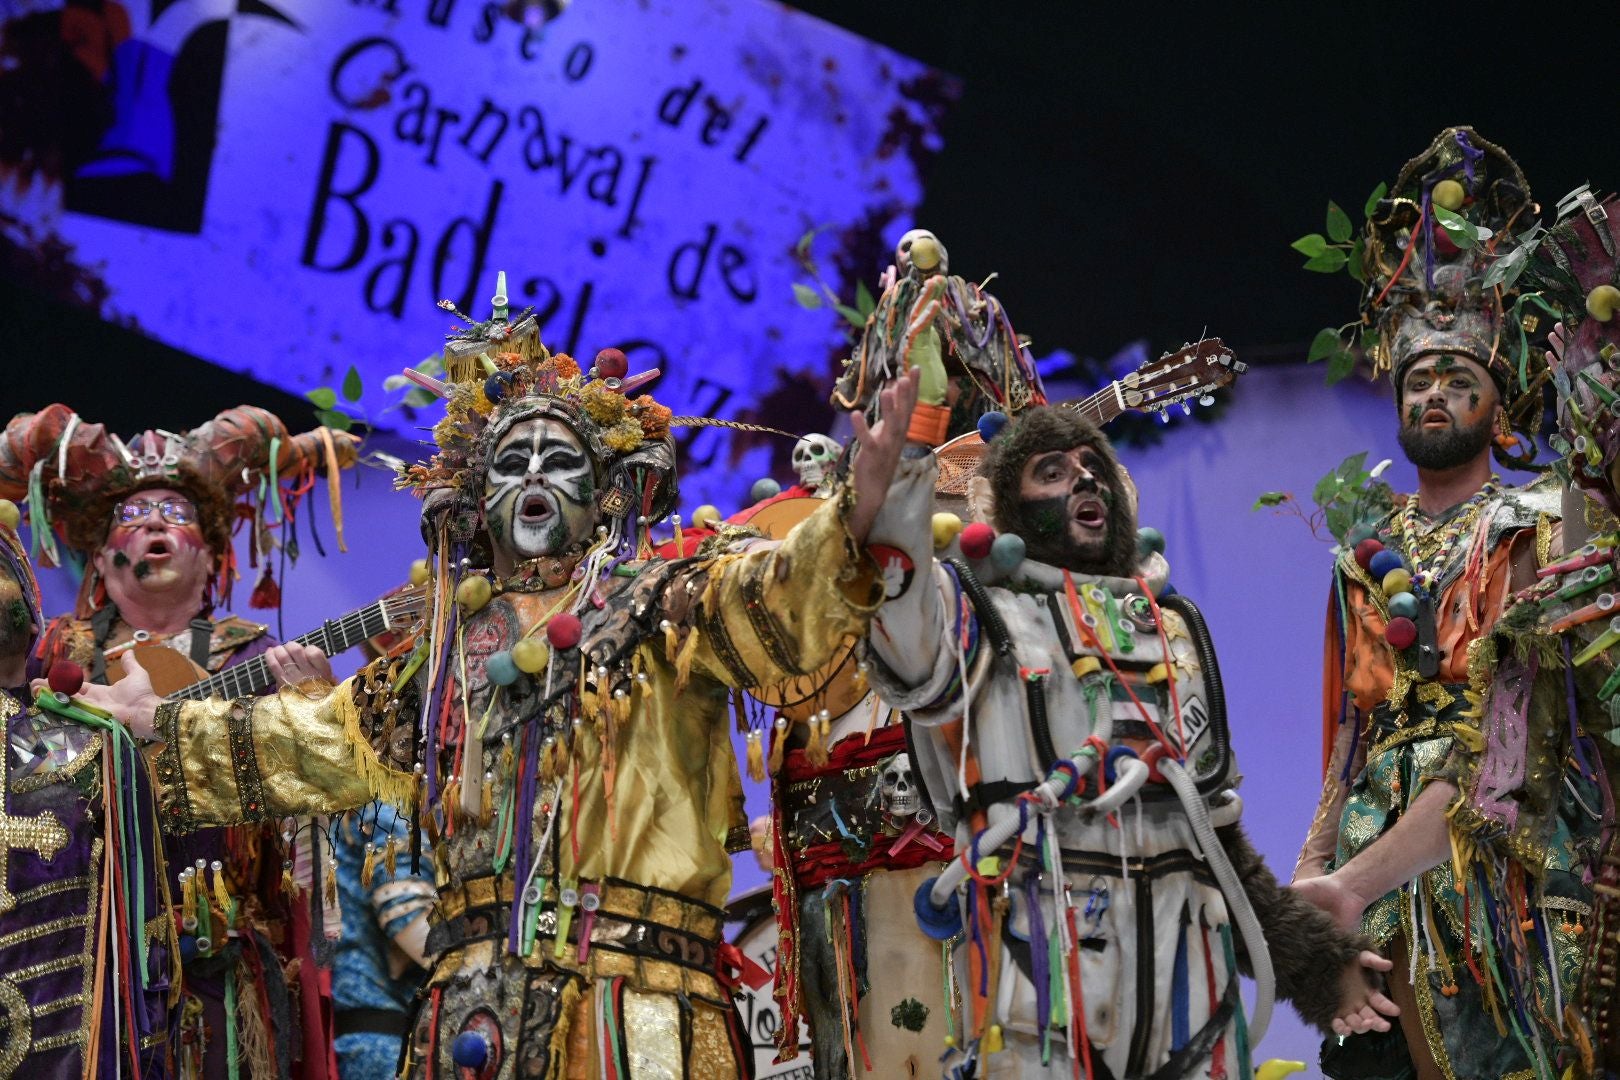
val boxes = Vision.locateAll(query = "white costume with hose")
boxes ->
[860,453,1312,1080]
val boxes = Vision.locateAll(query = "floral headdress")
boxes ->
[0,404,358,613]
[397,276,677,554]
[1360,127,1545,464]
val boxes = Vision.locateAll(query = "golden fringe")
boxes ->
[338,687,419,809]
[674,627,701,693]
[236,965,276,1080]
[362,843,377,889]
[547,979,586,1080]
[767,721,787,775]
[746,731,766,783]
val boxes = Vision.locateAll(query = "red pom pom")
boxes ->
[48,660,85,697]
[594,348,629,380]
[959,522,995,560]
[1384,616,1417,650]
[1353,538,1384,570]
[546,613,583,651]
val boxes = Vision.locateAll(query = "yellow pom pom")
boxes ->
[983,1024,1004,1054]
[512,639,550,673]
[932,512,964,550]
[1432,179,1466,212]
[456,575,493,613]
[409,559,431,586]
[0,499,18,531]
[1381,568,1412,597]
[691,504,721,529]
[1587,284,1620,323]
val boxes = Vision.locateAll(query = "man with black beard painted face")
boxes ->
[1289,129,1568,1080]
[858,405,1397,1079]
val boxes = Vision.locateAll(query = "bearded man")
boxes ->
[0,405,358,1080]
[1289,129,1567,1080]
[862,403,1397,1079]
[69,288,923,1079]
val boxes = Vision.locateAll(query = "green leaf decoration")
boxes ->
[1326,201,1353,244]
[855,279,876,318]
[1347,238,1366,283]
[1363,182,1388,219]
[1326,349,1357,384]
[795,229,818,259]
[1252,492,1290,510]
[315,409,353,431]
[1303,249,1349,273]
[342,365,363,403]
[1432,205,1489,250]
[835,303,865,329]
[306,387,337,410]
[404,387,438,408]
[1291,233,1329,258]
[1307,327,1342,362]
[792,282,823,310]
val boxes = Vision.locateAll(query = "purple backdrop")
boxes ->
[30,362,1424,1064]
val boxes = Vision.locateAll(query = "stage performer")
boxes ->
[747,228,1045,1078]
[0,499,178,1076]
[68,280,923,1080]
[0,404,359,1080]
[1288,128,1572,1080]
[1443,187,1620,1079]
[872,400,1397,1079]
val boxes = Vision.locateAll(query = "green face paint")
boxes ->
[1407,404,1422,425]
[1433,356,1458,374]
[1469,392,1479,410]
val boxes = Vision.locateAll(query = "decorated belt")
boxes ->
[428,874,724,975]
[1019,845,1219,888]
[781,723,952,889]
[1368,681,1471,756]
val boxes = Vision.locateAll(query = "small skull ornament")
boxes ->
[878,752,922,819]
[791,433,842,495]
[896,229,948,278]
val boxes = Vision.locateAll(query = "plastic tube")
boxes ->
[1160,757,1275,1046]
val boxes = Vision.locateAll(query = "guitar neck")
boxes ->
[166,602,392,702]
[1062,384,1124,427]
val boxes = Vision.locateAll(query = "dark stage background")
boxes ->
[5,1,1618,1068]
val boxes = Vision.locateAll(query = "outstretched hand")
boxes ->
[32,652,162,740]
[1330,950,1400,1036]
[847,368,922,545]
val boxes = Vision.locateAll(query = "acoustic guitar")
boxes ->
[106,588,427,700]
[734,337,1246,722]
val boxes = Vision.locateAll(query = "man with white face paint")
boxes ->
[72,291,928,1079]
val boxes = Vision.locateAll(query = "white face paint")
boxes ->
[482,417,598,565]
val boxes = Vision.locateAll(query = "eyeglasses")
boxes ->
[114,498,197,527]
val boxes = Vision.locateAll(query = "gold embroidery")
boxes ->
[0,977,28,1076]
[11,954,81,981]
[0,695,70,914]
[1415,682,1455,710]
[30,993,84,1017]
[621,986,683,1078]
[0,914,88,950]
[1537,513,1554,569]
[8,875,89,907]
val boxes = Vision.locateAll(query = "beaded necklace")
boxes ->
[1394,475,1499,592]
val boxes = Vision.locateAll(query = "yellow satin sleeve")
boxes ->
[153,683,414,832]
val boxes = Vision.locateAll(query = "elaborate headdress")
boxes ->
[398,276,677,556]
[1524,190,1620,513]
[1361,126,1545,462]
[0,403,358,611]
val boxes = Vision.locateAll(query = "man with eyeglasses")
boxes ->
[0,403,358,1080]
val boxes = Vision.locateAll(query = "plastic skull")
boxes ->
[878,752,921,819]
[791,433,842,493]
[896,229,948,278]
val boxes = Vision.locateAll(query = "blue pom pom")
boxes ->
[1158,582,1177,598]
[1368,550,1404,580]
[1137,526,1166,556]
[750,477,781,503]
[452,1032,490,1070]
[977,412,1009,442]
[178,935,199,961]
[486,651,520,687]
[1104,744,1138,784]
[989,532,1026,573]
[1388,592,1420,620]
[483,371,513,404]
[914,876,963,941]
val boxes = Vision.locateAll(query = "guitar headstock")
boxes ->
[1061,337,1245,426]
[382,584,430,627]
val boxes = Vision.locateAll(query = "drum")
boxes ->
[725,887,814,1079]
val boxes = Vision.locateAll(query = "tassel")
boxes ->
[211,862,233,923]
[768,717,787,774]
[249,566,281,609]
[663,620,679,664]
[281,860,300,901]
[384,835,400,880]
[746,731,766,783]
[479,773,493,826]
[361,842,377,889]
[324,862,338,910]
[674,627,701,692]
[806,711,829,767]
